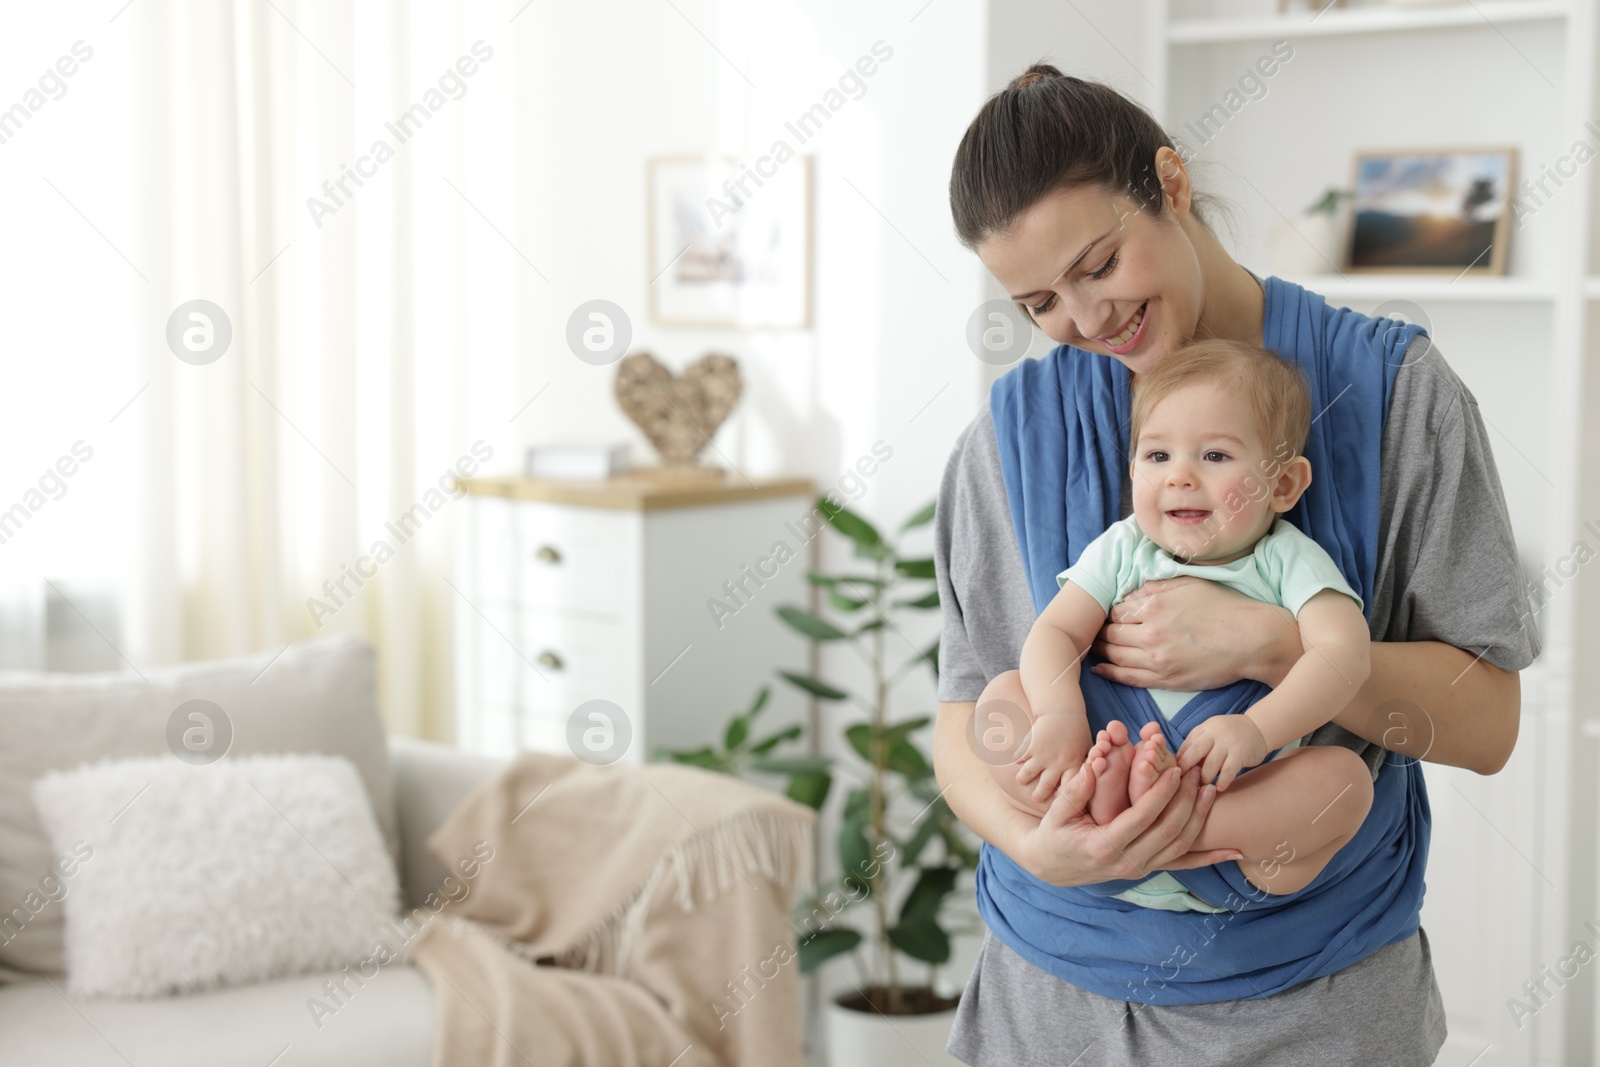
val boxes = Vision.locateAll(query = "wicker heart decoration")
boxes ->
[613,351,743,467]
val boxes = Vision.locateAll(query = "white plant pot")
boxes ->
[1267,201,1351,277]
[824,992,963,1067]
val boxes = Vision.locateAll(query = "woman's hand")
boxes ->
[1090,575,1301,691]
[1015,758,1242,888]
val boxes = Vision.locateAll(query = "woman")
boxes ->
[930,66,1539,1065]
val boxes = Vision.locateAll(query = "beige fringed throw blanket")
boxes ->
[407,750,816,1067]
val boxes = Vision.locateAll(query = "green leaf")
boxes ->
[828,589,870,612]
[797,927,861,972]
[746,686,770,718]
[939,823,980,869]
[750,754,834,775]
[838,818,873,889]
[818,499,886,559]
[902,810,943,865]
[923,638,939,678]
[776,605,850,642]
[852,618,885,636]
[845,724,875,763]
[899,867,958,926]
[895,557,936,580]
[777,670,849,701]
[748,724,803,756]
[842,787,872,824]
[785,771,832,810]
[658,746,727,771]
[724,716,749,751]
[894,589,940,609]
[888,917,951,965]
[882,717,932,746]
[899,500,936,532]
[887,739,929,779]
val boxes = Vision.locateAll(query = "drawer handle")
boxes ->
[535,544,562,564]
[536,650,564,671]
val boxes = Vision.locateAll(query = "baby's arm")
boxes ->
[1178,589,1371,789]
[1013,581,1110,802]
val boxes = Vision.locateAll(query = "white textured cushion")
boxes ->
[32,753,400,998]
[0,634,397,977]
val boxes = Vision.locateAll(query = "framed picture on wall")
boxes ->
[1345,146,1516,275]
[647,155,813,328]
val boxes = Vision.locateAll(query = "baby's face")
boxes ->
[1129,381,1284,564]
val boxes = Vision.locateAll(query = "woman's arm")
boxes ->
[1328,642,1519,775]
[1088,577,1520,774]
[933,699,1242,886]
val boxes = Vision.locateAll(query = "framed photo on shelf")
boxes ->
[647,155,813,329]
[1344,146,1516,275]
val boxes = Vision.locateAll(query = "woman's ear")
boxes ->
[1153,146,1192,219]
[1269,455,1313,514]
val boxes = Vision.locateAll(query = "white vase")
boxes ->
[824,992,963,1067]
[1267,200,1351,277]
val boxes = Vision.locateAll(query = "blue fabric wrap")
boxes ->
[977,275,1433,1005]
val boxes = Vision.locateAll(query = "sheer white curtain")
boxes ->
[0,1,534,737]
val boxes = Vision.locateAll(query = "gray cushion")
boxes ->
[0,634,397,977]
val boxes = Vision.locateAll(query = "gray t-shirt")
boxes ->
[933,292,1542,1065]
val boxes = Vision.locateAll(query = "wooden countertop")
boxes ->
[459,468,816,511]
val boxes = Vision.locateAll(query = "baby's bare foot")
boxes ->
[1128,724,1176,806]
[1087,720,1135,826]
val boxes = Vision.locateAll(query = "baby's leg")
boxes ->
[975,670,1098,818]
[1130,736,1373,897]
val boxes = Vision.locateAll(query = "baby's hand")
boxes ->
[1175,715,1267,791]
[1014,713,1085,804]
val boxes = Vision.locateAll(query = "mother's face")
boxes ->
[975,154,1204,376]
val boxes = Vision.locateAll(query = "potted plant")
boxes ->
[665,496,979,1066]
[1268,185,1354,276]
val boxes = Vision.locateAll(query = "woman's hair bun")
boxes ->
[1012,63,1066,90]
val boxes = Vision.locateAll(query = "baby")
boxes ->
[978,338,1375,904]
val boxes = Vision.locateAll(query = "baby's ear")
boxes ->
[1269,455,1313,514]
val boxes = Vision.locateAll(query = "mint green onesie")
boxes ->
[1056,513,1364,912]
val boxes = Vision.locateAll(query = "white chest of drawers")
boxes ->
[451,471,817,764]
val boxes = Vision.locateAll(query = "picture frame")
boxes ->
[647,155,813,329]
[1344,146,1516,275]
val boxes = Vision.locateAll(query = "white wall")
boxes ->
[493,0,993,1048]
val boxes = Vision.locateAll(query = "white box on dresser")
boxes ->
[452,470,818,765]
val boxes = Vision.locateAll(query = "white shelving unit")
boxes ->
[1142,3,1597,1065]
[1168,0,1570,42]
[1280,273,1559,302]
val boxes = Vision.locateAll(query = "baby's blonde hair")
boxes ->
[1129,338,1312,462]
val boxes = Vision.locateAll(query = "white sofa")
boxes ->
[0,634,807,1066]
[0,732,503,1067]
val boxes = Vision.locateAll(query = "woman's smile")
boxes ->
[1099,300,1150,355]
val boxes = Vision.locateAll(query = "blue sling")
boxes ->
[979,275,1433,1005]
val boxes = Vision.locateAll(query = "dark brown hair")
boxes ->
[1130,338,1312,464]
[949,63,1227,251]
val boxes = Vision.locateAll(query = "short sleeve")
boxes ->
[1264,522,1364,617]
[934,427,984,702]
[1374,339,1541,671]
[931,408,1046,704]
[1058,516,1142,613]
